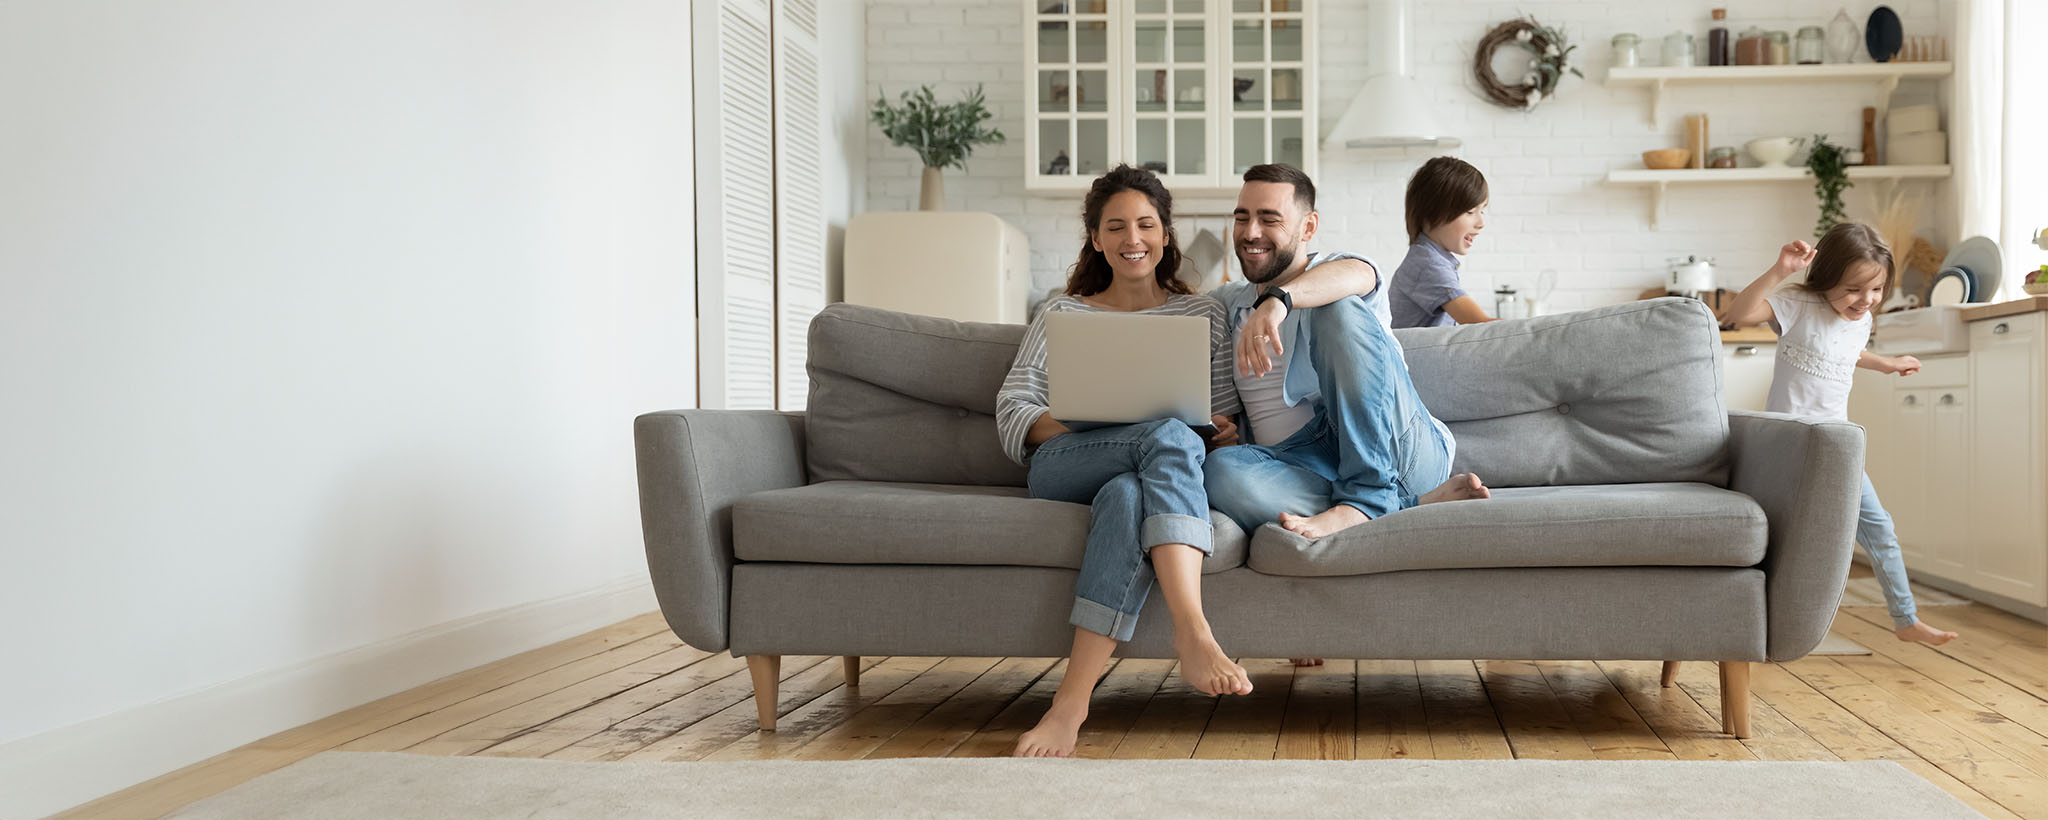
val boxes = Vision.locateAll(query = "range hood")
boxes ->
[1323,0,1460,150]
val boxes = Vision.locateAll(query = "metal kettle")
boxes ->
[1667,255,1717,298]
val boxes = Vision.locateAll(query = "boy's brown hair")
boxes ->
[1799,222,1895,302]
[1404,156,1488,244]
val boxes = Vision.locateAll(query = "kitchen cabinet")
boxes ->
[1024,0,1316,195]
[1852,313,2048,621]
[1722,342,1775,412]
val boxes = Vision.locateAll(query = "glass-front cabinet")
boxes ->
[1026,0,1316,194]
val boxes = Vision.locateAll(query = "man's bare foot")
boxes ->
[1290,658,1324,667]
[1421,472,1491,505]
[1012,699,1087,758]
[1176,632,1253,696]
[1278,504,1369,539]
[1896,621,1958,646]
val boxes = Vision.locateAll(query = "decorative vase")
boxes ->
[1825,8,1860,63]
[919,167,944,211]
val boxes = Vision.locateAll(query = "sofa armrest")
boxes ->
[1727,411,1864,662]
[634,409,806,652]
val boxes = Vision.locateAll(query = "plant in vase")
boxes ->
[870,85,1005,211]
[1805,134,1851,239]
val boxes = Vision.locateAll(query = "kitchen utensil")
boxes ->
[1927,267,1971,306]
[1612,33,1641,68]
[1887,103,1939,135]
[1529,268,1558,316]
[1663,32,1695,67]
[1886,130,1946,165]
[1796,26,1826,63]
[1745,136,1804,168]
[1668,255,1717,297]
[1493,285,1527,320]
[1866,6,1902,62]
[1939,235,2003,300]
[1684,113,1710,169]
[1826,9,1861,63]
[1641,148,1692,170]
[1862,107,1879,164]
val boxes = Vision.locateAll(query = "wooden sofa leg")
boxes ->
[1719,661,1752,738]
[843,656,861,688]
[1660,661,1680,688]
[747,655,781,732]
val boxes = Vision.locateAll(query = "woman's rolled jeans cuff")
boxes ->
[1072,511,1211,641]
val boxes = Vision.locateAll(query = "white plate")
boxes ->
[1927,268,1970,306]
[1938,235,2003,300]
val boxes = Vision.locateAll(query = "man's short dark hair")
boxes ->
[1242,163,1315,212]
[1404,156,1488,243]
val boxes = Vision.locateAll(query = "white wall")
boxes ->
[0,2,695,815]
[866,0,1956,309]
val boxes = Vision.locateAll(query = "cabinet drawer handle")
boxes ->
[1995,322,2010,334]
[1940,393,1955,405]
[1903,394,1917,406]
[1734,345,1758,356]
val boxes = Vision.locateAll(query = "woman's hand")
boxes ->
[1206,414,1240,449]
[1773,240,1817,275]
[1237,300,1286,377]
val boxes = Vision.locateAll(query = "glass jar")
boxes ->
[1768,31,1790,65]
[1708,146,1738,169]
[1796,26,1826,64]
[1612,33,1641,68]
[1663,32,1695,67]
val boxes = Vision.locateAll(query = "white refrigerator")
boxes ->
[843,211,1032,324]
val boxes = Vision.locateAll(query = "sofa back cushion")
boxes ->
[806,303,1029,486]
[1393,297,1729,487]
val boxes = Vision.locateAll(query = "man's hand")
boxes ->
[1206,414,1240,449]
[1773,240,1817,275]
[1887,355,1922,376]
[1237,299,1287,378]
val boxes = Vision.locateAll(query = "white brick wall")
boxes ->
[865,0,1954,311]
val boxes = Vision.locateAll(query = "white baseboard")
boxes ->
[0,576,659,820]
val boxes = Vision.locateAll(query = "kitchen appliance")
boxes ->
[844,212,1030,324]
[1667,255,1717,298]
[1493,285,1527,320]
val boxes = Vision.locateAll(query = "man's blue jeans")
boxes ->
[1027,418,1213,642]
[1205,294,1454,533]
[1857,473,1920,629]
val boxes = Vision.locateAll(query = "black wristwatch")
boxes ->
[1254,286,1293,313]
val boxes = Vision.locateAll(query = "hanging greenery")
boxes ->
[1473,17,1582,111]
[1805,134,1852,238]
[869,85,1006,171]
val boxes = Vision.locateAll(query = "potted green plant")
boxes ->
[1805,134,1851,239]
[871,85,1005,211]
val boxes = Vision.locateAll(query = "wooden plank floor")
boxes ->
[60,572,2048,820]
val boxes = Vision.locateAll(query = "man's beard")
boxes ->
[1239,244,1297,284]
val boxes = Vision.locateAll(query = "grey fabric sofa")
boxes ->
[634,298,1865,738]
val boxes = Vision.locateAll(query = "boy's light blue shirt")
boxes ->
[1210,250,1387,411]
[1390,236,1466,329]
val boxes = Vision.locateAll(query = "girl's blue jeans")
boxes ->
[1204,294,1454,533]
[1858,473,1920,629]
[1027,418,1213,642]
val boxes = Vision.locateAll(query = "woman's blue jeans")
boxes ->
[1204,294,1454,533]
[1857,473,1920,629]
[1027,418,1213,642]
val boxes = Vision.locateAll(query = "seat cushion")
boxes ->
[1246,483,1767,577]
[735,481,1247,575]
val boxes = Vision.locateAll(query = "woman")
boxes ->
[995,164,1251,758]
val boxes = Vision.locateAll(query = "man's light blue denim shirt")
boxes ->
[1210,250,1387,411]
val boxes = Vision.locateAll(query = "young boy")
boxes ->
[1390,156,1495,328]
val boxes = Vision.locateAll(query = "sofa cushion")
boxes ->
[806,304,1028,487]
[734,481,1246,575]
[1246,483,1767,577]
[1393,298,1730,488]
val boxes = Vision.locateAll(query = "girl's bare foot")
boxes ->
[1176,632,1253,696]
[1421,472,1491,505]
[1012,699,1087,758]
[1895,621,1958,646]
[1278,504,1369,538]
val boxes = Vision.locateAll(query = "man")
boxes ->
[1205,164,1489,541]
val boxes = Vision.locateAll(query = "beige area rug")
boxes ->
[167,752,1982,820]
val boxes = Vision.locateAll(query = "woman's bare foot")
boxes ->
[1895,621,1958,646]
[1421,472,1491,505]
[1290,658,1324,667]
[1176,631,1253,696]
[1278,504,1369,539]
[1012,699,1088,758]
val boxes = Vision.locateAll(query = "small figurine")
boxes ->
[1047,149,1070,175]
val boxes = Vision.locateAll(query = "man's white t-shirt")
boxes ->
[1235,315,1317,445]
[1765,288,1869,421]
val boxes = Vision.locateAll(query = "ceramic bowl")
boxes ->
[1745,137,1803,168]
[1641,148,1692,170]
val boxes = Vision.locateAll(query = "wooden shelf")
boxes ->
[1604,62,1952,126]
[1606,165,1952,229]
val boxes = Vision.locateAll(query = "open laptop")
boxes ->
[1044,311,1216,437]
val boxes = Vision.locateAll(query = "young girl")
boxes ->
[1724,222,1959,646]
[1390,156,1496,328]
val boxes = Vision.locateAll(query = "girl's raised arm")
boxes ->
[1723,240,1816,326]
